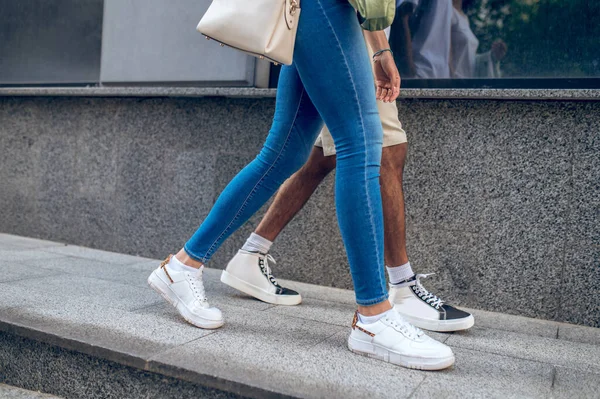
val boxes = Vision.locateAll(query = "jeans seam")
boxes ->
[356,293,389,306]
[315,0,386,301]
[183,244,204,263]
[199,88,307,263]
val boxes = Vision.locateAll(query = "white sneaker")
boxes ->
[348,310,455,371]
[147,256,224,329]
[389,274,474,332]
[221,250,301,306]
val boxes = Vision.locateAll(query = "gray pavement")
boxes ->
[0,233,599,399]
[0,384,62,399]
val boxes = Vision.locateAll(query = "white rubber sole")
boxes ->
[397,310,475,332]
[348,335,455,371]
[147,271,224,329]
[221,270,301,306]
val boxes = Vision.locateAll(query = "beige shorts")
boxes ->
[314,35,407,157]
[314,100,407,156]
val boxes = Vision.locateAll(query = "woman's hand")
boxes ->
[373,51,401,103]
[491,39,508,62]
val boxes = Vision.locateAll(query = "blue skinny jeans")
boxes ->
[185,0,387,306]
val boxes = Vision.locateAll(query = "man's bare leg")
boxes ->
[255,146,336,241]
[382,143,475,331]
[218,146,335,306]
[233,138,474,331]
[380,143,409,267]
[172,147,335,270]
[248,143,405,318]
[249,142,410,272]
[255,143,409,263]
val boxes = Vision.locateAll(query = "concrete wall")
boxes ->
[0,95,598,327]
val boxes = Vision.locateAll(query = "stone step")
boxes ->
[1,233,599,399]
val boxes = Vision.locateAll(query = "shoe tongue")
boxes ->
[394,276,417,288]
[388,311,422,336]
[388,310,405,323]
[195,265,204,277]
[259,253,274,270]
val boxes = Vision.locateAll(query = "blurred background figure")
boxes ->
[450,0,507,78]
[390,0,453,78]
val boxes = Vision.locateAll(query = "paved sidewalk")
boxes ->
[0,233,599,398]
[0,384,62,399]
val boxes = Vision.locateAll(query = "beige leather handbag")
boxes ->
[197,0,301,65]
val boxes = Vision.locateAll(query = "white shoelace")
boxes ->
[385,312,424,340]
[259,254,280,287]
[186,266,208,303]
[413,273,444,309]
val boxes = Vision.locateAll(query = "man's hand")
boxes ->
[373,51,401,103]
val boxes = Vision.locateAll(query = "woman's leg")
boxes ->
[175,0,385,309]
[292,0,388,308]
[286,2,455,371]
[149,66,324,328]
[183,65,324,264]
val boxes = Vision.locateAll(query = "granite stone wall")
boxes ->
[0,95,598,327]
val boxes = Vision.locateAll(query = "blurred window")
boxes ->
[388,0,600,88]
[0,0,103,85]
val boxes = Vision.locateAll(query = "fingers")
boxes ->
[377,84,390,103]
[376,84,383,101]
[377,85,397,103]
[389,74,401,101]
[376,78,401,102]
[384,87,393,103]
[381,75,400,103]
[394,73,401,91]
[384,79,399,102]
[388,88,399,102]
[381,88,390,102]
[376,83,392,102]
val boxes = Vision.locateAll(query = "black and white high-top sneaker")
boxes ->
[221,250,301,305]
[389,273,474,332]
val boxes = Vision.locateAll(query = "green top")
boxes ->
[347,0,396,31]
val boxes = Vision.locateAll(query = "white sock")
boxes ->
[359,309,393,324]
[387,262,415,285]
[168,255,200,274]
[241,232,273,254]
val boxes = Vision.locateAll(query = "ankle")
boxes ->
[386,262,414,285]
[253,229,278,243]
[358,310,392,324]
[175,249,203,269]
[358,300,392,317]
[241,232,273,254]
[385,255,409,266]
